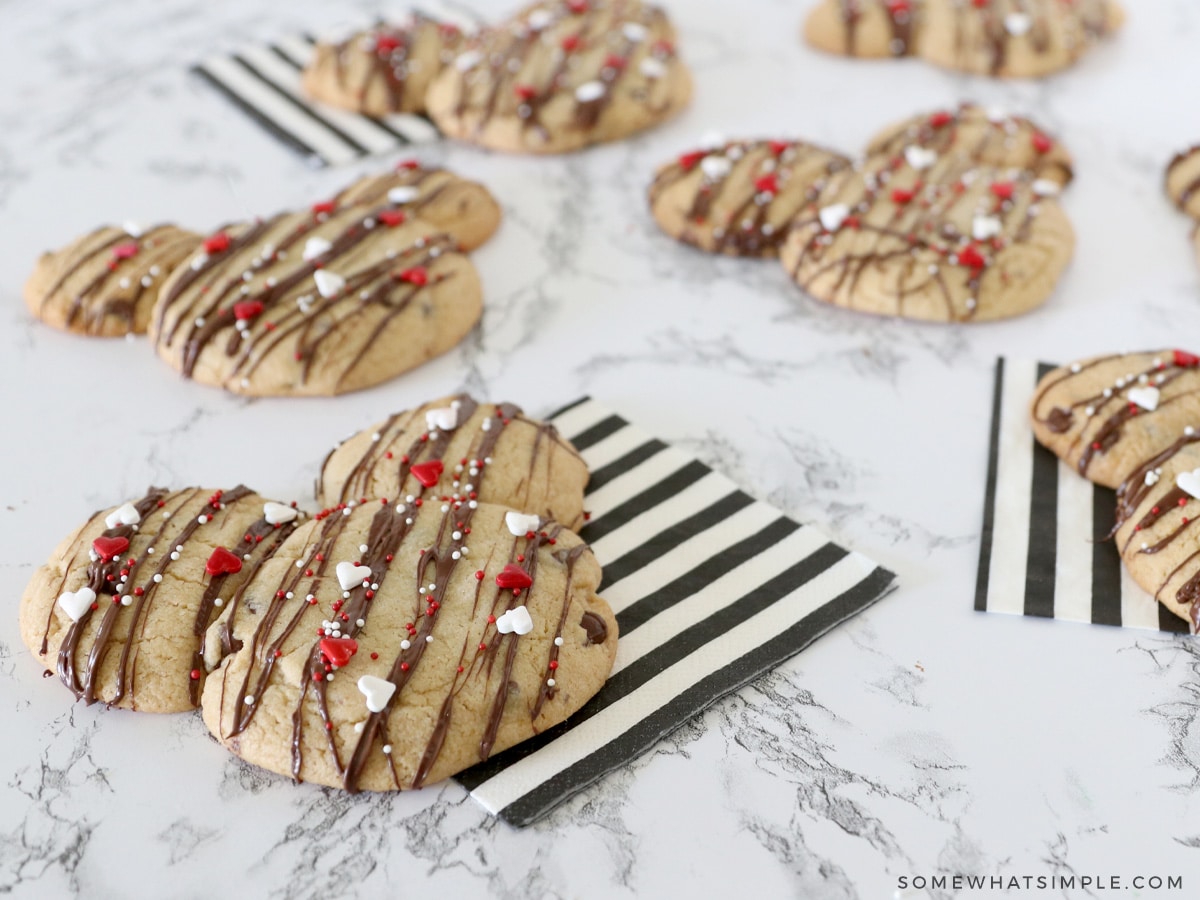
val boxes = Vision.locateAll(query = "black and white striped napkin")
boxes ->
[975,359,1189,634]
[455,398,898,826]
[192,25,455,169]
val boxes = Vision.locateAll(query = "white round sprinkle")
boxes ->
[153,574,163,583]
[554,637,564,646]
[382,745,392,755]
[244,696,255,705]
[214,598,224,607]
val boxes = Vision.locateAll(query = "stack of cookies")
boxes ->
[20,396,618,792]
[648,104,1077,323]
[1031,351,1200,630]
[25,162,501,396]
[304,0,693,154]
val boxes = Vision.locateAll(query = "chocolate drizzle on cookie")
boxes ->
[316,395,586,517]
[33,225,199,336]
[440,0,684,147]
[44,486,301,709]
[152,168,471,394]
[317,16,465,115]
[650,140,852,258]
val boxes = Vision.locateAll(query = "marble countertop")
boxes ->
[4,0,1200,896]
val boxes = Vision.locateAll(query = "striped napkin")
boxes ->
[192,29,448,169]
[455,398,898,826]
[975,359,1188,633]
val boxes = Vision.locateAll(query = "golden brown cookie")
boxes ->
[803,0,922,59]
[919,0,1124,79]
[865,104,1073,187]
[426,0,692,154]
[303,14,469,116]
[150,193,483,397]
[1167,146,1200,224]
[1031,351,1200,489]
[803,0,1124,79]
[317,395,589,527]
[19,486,304,712]
[24,224,200,337]
[201,497,617,792]
[779,152,1075,322]
[648,138,851,257]
[1114,435,1200,631]
[332,161,502,252]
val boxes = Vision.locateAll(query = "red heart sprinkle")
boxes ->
[561,34,582,51]
[1174,350,1200,368]
[378,210,407,227]
[375,34,401,55]
[397,267,428,286]
[514,84,538,101]
[929,111,954,128]
[972,0,989,7]
[1031,133,1053,154]
[604,54,627,71]
[111,242,139,261]
[312,200,337,215]
[886,0,911,13]
[496,564,533,590]
[891,187,917,205]
[410,460,444,488]
[233,300,264,321]
[395,159,420,171]
[206,547,243,576]
[319,637,358,667]
[678,150,705,171]
[990,181,1015,200]
[567,0,588,13]
[203,232,230,254]
[651,39,674,55]
[957,244,987,269]
[767,140,791,157]
[93,535,130,559]
[754,174,779,195]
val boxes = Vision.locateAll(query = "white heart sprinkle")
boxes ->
[700,155,731,181]
[904,146,937,170]
[57,587,97,622]
[314,270,345,298]
[1005,13,1032,35]
[639,57,666,79]
[387,186,420,205]
[1128,386,1161,412]
[1145,471,1161,487]
[527,9,553,29]
[1032,179,1060,197]
[357,675,396,713]
[303,236,332,261]
[455,50,481,71]
[972,216,1003,241]
[123,221,143,238]
[336,562,372,591]
[819,203,850,232]
[105,502,141,529]
[1177,469,1200,500]
[575,81,605,103]
[505,511,541,536]
[697,131,726,151]
[425,406,458,432]
[623,22,648,42]
[986,106,1008,124]
[496,605,534,636]
[263,502,298,525]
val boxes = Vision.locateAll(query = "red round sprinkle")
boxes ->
[203,232,231,254]
[190,669,201,680]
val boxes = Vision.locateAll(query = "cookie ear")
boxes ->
[24,224,202,338]
[802,0,918,59]
[647,139,852,258]
[1166,147,1200,222]
[302,16,468,117]
[864,105,1075,188]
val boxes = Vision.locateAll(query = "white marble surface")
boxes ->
[3,1,1200,896]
